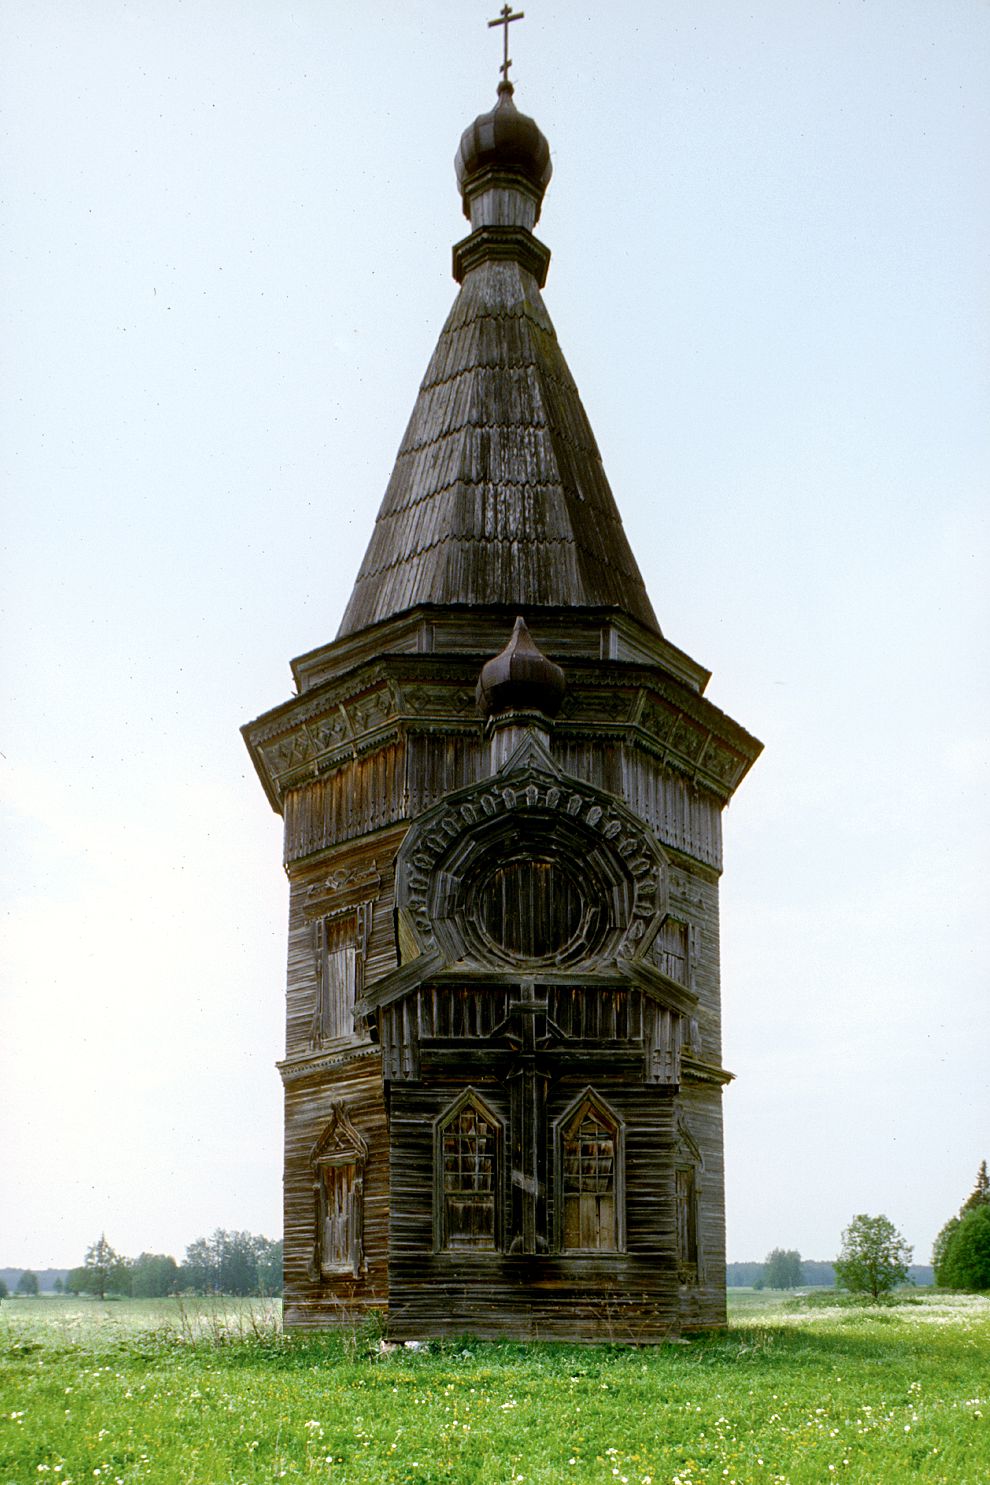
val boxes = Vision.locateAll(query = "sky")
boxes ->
[1,0,987,1273]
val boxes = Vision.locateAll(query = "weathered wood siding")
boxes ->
[242,81,763,1342]
[387,1062,684,1342]
[262,626,749,1338]
[282,1056,388,1328]
[677,1079,728,1331]
[282,734,723,874]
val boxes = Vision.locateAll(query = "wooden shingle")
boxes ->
[338,259,661,636]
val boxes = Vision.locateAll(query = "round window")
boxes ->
[474,855,586,963]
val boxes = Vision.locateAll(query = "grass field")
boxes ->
[1,1291,987,1484]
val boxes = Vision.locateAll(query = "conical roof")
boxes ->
[337,89,660,640]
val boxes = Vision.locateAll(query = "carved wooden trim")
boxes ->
[673,1104,704,1283]
[310,1102,370,1281]
[278,1044,381,1085]
[433,1088,504,1254]
[304,861,383,915]
[395,752,668,974]
[552,1087,626,1255]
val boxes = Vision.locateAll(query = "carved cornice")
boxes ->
[680,1055,734,1086]
[243,651,761,814]
[304,861,383,916]
[452,225,552,287]
[277,1043,381,1085]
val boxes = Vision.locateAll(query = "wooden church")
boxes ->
[243,31,762,1340]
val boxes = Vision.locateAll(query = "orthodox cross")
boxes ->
[488,5,524,84]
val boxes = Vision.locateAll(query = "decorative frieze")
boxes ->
[244,652,760,815]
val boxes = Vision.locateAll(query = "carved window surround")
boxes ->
[674,1106,704,1285]
[308,900,374,1050]
[310,1103,370,1281]
[434,1089,503,1253]
[394,740,669,977]
[553,1088,626,1254]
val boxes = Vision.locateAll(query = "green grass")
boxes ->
[1,1292,987,1484]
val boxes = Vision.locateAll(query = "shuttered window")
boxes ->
[676,1166,698,1271]
[311,1103,368,1281]
[477,857,584,960]
[658,918,689,985]
[320,918,357,1042]
[321,1164,357,1273]
[440,1100,499,1250]
[562,1104,618,1251]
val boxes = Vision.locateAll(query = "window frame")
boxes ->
[554,1088,626,1254]
[673,1108,704,1284]
[433,1089,503,1254]
[310,1102,369,1280]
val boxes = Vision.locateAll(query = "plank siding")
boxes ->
[282,1057,390,1328]
[282,735,723,873]
[677,1079,728,1330]
[244,79,762,1343]
[386,1073,686,1341]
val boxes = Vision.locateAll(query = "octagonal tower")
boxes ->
[243,70,761,1339]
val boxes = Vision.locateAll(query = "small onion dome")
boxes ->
[455,81,552,220]
[476,616,566,719]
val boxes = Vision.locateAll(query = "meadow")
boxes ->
[1,1291,987,1484]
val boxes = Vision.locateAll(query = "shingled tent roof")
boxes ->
[337,83,660,640]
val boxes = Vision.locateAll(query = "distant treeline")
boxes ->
[726,1261,935,1287]
[6,1251,937,1298]
[0,1268,70,1294]
[1,1230,283,1299]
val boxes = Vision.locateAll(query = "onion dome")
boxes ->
[455,81,552,224]
[476,617,566,719]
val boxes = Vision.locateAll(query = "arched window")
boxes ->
[558,1093,623,1252]
[436,1092,501,1251]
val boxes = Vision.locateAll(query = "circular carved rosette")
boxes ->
[397,765,667,971]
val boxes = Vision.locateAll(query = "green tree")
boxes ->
[180,1235,218,1294]
[933,1215,960,1285]
[961,1159,990,1215]
[933,1160,989,1285]
[83,1234,126,1299]
[15,1270,39,1296]
[939,1205,990,1291]
[216,1231,259,1295]
[835,1214,912,1299]
[0,1277,8,1300]
[53,1276,64,1294]
[762,1248,803,1289]
[181,1230,283,1295]
[131,1253,179,1298]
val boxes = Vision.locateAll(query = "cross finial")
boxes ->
[488,5,524,85]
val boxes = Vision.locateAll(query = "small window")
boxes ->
[676,1166,698,1272]
[321,1163,361,1273]
[438,1095,500,1250]
[311,1103,368,1279]
[311,915,358,1046]
[561,1097,621,1251]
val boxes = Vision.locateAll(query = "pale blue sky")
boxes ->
[2,0,987,1270]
